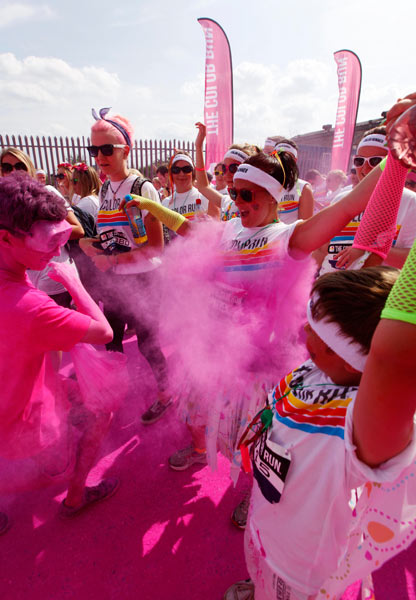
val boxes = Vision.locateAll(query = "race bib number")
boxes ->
[99,229,130,254]
[253,431,291,504]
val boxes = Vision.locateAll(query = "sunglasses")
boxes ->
[223,162,240,174]
[171,165,193,174]
[229,187,255,203]
[1,161,28,174]
[353,156,384,168]
[55,173,66,180]
[214,170,225,177]
[87,144,125,157]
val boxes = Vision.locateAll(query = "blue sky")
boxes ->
[0,0,414,146]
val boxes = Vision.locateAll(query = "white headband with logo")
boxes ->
[223,149,249,163]
[263,138,276,151]
[233,164,284,203]
[171,154,194,167]
[274,143,298,160]
[307,298,367,372]
[357,134,387,152]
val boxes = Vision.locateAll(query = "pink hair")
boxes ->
[90,114,134,145]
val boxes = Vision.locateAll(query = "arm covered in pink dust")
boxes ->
[48,262,113,344]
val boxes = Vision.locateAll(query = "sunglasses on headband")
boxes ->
[1,161,28,174]
[353,156,384,168]
[87,144,126,157]
[229,188,255,203]
[171,165,193,174]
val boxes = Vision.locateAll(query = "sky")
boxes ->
[0,0,415,147]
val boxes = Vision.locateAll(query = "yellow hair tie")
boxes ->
[271,150,286,189]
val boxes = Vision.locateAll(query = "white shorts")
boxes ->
[244,526,317,600]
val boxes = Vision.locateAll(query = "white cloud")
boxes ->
[180,73,204,97]
[0,53,121,108]
[0,2,55,28]
[110,5,160,27]
[232,59,338,143]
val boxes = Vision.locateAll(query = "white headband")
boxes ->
[223,149,249,163]
[263,138,276,151]
[274,143,298,160]
[172,154,194,167]
[307,298,367,372]
[233,164,284,203]
[357,134,387,152]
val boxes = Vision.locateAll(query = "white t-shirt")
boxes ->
[249,359,416,595]
[278,178,308,224]
[320,187,416,275]
[162,187,209,221]
[216,186,228,195]
[73,194,99,221]
[220,194,239,222]
[218,217,300,288]
[27,198,78,296]
[96,175,161,274]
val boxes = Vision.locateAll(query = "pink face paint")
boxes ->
[24,220,72,253]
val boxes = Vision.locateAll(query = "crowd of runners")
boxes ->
[1,92,416,599]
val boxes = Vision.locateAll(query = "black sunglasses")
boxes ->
[229,187,254,203]
[171,165,193,174]
[1,161,28,174]
[353,156,384,168]
[87,144,125,157]
[223,163,239,174]
[55,173,66,180]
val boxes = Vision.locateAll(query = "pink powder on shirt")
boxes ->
[0,269,90,460]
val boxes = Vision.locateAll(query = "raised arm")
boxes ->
[353,237,416,466]
[289,164,383,255]
[194,122,223,216]
[297,183,314,220]
[352,153,408,257]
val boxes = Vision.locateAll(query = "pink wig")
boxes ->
[91,114,134,145]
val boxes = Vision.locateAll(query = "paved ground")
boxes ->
[1,338,414,599]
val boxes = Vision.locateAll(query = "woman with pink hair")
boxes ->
[80,108,171,425]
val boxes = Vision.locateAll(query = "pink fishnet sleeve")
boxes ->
[353,152,408,259]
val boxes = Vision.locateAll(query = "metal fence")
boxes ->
[0,133,334,180]
[0,134,197,179]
